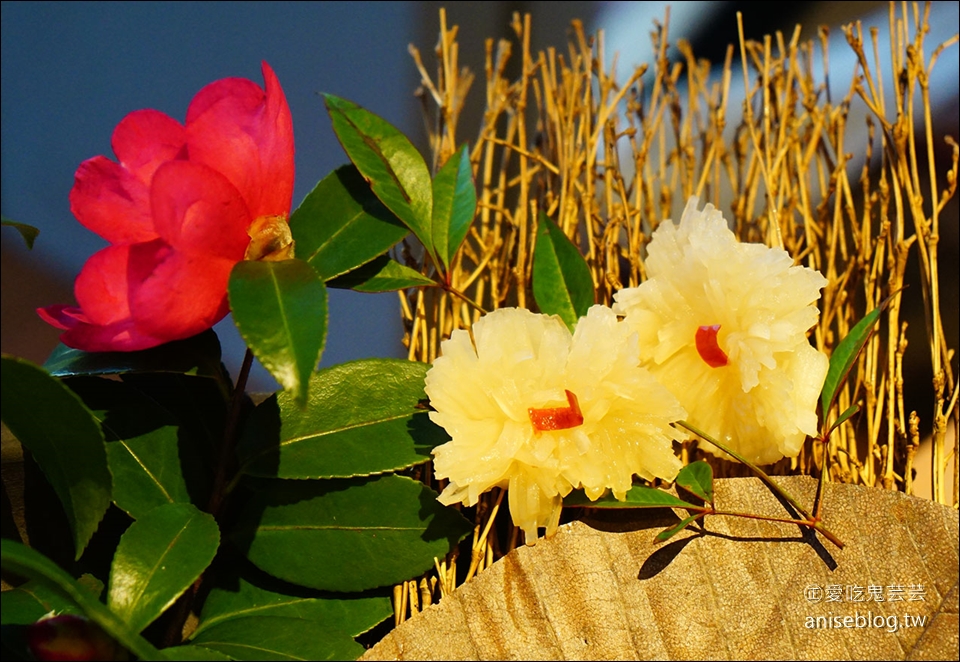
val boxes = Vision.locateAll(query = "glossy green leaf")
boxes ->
[674,461,714,504]
[195,567,390,639]
[0,579,80,662]
[431,144,476,271]
[107,503,219,633]
[229,260,328,408]
[0,573,108,660]
[234,475,471,592]
[0,540,162,660]
[291,165,410,281]
[76,573,105,600]
[44,330,224,381]
[324,95,433,260]
[2,217,39,249]
[327,255,436,292]
[190,616,361,661]
[162,645,235,660]
[238,359,445,479]
[828,404,860,435]
[0,580,83,624]
[64,377,211,520]
[820,297,891,418]
[563,484,697,509]
[0,356,111,558]
[655,513,703,542]
[532,213,594,329]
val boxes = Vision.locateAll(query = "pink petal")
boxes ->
[150,160,252,260]
[70,156,158,244]
[39,239,233,352]
[185,62,294,218]
[128,244,235,342]
[69,110,186,245]
[67,241,191,349]
[73,244,139,325]
[111,109,186,186]
[37,242,147,352]
[37,304,87,331]
[37,243,172,352]
[44,312,162,353]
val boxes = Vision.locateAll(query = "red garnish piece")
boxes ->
[696,324,729,367]
[528,390,584,432]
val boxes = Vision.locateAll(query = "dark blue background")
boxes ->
[2,1,418,389]
[3,1,955,397]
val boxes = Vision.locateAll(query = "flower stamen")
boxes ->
[245,214,294,261]
[528,389,584,432]
[696,324,729,367]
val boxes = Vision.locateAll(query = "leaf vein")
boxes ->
[116,439,175,503]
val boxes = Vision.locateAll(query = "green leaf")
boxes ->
[0,579,82,661]
[820,296,892,418]
[532,213,594,329]
[107,503,219,633]
[229,260,328,408]
[563,484,698,509]
[238,359,446,479]
[162,645,235,660]
[674,461,714,504]
[76,573,106,600]
[324,95,434,261]
[64,377,211,520]
[0,574,107,659]
[234,475,471,592]
[44,330,224,381]
[0,540,162,660]
[190,616,361,661]
[291,165,410,281]
[196,566,390,639]
[0,580,84,624]
[655,513,703,542]
[327,255,436,292]
[431,145,476,271]
[0,356,111,559]
[828,404,860,435]
[2,217,39,249]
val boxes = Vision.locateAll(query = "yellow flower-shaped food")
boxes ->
[425,305,685,541]
[614,196,829,465]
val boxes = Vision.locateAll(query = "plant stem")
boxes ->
[813,436,828,520]
[207,348,254,518]
[442,281,488,315]
[162,348,255,647]
[708,509,826,528]
[676,420,844,549]
[676,504,838,532]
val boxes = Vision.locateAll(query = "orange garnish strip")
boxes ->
[696,324,729,367]
[528,389,584,431]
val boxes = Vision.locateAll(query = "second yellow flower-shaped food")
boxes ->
[614,197,829,465]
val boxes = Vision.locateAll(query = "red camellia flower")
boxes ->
[27,614,120,661]
[38,62,294,352]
